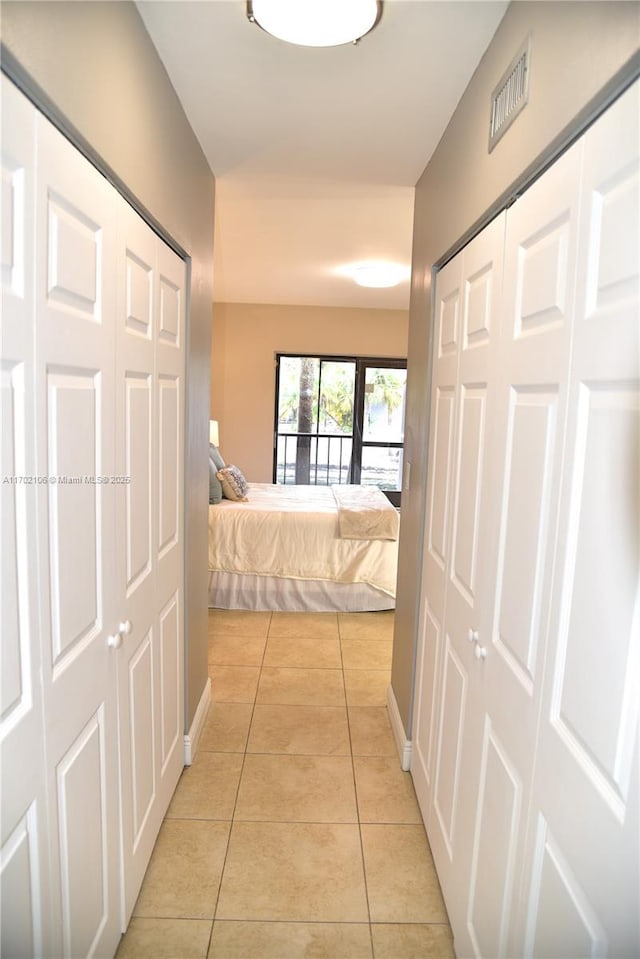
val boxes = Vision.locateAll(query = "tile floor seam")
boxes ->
[341,629,377,952]
[209,617,271,930]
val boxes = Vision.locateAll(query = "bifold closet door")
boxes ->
[516,80,639,958]
[412,213,506,938]
[33,105,122,958]
[154,238,185,820]
[116,199,185,925]
[0,76,52,959]
[1,74,187,957]
[412,78,639,959]
[461,133,584,959]
[411,250,462,817]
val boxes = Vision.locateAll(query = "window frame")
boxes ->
[273,352,407,506]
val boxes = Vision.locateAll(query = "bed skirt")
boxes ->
[208,570,394,613]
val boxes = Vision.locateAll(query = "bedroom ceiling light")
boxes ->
[346,261,411,288]
[247,0,382,48]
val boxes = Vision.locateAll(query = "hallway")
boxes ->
[116,610,454,958]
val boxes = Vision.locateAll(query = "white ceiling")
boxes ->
[137,0,508,309]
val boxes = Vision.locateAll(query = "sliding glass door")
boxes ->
[274,354,406,505]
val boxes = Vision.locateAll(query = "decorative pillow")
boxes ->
[209,443,225,471]
[217,465,249,502]
[209,457,223,505]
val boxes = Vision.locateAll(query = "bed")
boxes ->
[208,482,399,612]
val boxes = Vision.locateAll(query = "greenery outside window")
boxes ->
[274,354,407,506]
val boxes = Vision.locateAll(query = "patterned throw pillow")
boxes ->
[217,465,249,502]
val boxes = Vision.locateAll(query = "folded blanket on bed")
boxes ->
[331,484,399,541]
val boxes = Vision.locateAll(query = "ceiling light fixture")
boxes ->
[247,0,382,48]
[346,261,411,289]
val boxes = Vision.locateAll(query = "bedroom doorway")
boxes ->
[273,354,406,506]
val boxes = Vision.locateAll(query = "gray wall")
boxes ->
[1,0,215,728]
[392,1,639,733]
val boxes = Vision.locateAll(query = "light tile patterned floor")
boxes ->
[116,610,454,959]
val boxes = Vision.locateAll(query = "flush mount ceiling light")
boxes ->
[247,0,382,48]
[345,261,411,288]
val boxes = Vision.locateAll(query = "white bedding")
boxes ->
[332,484,399,540]
[208,483,398,599]
[207,571,394,612]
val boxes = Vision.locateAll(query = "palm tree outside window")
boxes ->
[274,353,407,507]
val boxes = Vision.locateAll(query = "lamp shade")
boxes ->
[247,0,382,48]
[209,420,220,447]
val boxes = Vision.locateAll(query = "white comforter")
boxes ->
[208,483,399,597]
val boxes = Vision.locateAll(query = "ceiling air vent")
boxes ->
[489,37,531,152]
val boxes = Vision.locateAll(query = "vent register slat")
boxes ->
[489,39,531,152]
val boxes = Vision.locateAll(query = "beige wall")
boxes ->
[392,1,640,733]
[1,0,215,728]
[211,302,409,481]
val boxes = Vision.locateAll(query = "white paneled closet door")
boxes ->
[412,251,463,816]
[1,75,186,957]
[462,138,584,959]
[517,80,639,958]
[116,200,185,924]
[412,78,639,959]
[116,202,159,924]
[33,106,122,958]
[0,75,52,959]
[154,238,185,817]
[412,213,507,944]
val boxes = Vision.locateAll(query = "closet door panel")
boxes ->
[520,80,639,957]
[125,372,153,587]
[156,244,184,579]
[450,385,486,601]
[116,202,161,923]
[416,215,506,948]
[56,710,112,959]
[484,143,583,959]
[467,719,522,959]
[432,637,467,853]
[424,256,463,619]
[47,372,101,655]
[526,816,609,958]
[417,608,444,789]
[127,631,155,831]
[154,243,185,810]
[428,388,456,570]
[437,214,507,947]
[0,78,50,957]
[412,255,462,817]
[0,809,42,958]
[158,374,180,554]
[486,144,582,711]
[159,592,182,774]
[494,389,558,686]
[35,113,121,959]
[556,391,638,774]
[1,364,26,708]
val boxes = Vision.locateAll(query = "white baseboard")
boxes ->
[387,683,412,771]
[183,677,211,766]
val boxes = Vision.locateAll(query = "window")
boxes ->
[274,354,407,506]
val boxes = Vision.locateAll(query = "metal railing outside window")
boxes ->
[273,353,407,506]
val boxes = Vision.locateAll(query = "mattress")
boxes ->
[208,483,398,608]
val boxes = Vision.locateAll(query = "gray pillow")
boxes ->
[209,443,225,471]
[209,457,223,504]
